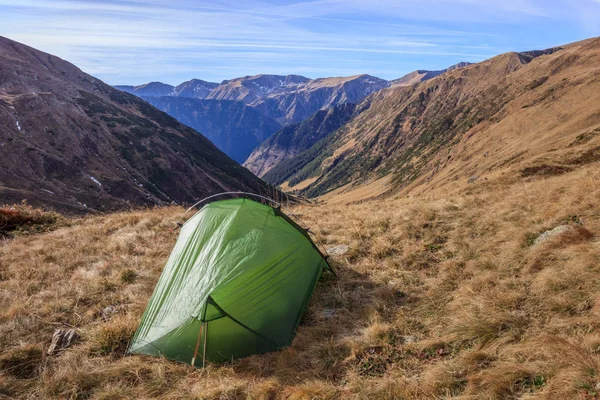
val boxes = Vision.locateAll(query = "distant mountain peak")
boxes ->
[139,81,170,86]
[173,79,219,98]
[391,61,472,87]
[119,72,389,126]
[115,81,174,97]
[447,61,472,70]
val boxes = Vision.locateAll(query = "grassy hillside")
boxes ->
[0,36,270,213]
[278,38,600,200]
[1,152,599,398]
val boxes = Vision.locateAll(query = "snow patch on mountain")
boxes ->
[90,176,102,187]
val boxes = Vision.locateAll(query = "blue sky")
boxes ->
[1,0,599,85]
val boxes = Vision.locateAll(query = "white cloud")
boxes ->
[1,0,593,83]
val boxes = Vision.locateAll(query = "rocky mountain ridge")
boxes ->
[116,73,390,126]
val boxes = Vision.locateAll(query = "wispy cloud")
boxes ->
[1,0,598,84]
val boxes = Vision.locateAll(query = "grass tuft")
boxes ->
[0,345,43,379]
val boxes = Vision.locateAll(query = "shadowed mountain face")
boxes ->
[117,74,390,126]
[0,36,269,213]
[143,97,282,164]
[274,39,600,199]
[244,103,359,178]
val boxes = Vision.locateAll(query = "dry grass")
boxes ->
[1,162,600,399]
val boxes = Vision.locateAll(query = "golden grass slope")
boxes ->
[291,37,600,201]
[1,150,600,398]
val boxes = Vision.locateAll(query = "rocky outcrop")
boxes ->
[47,329,79,355]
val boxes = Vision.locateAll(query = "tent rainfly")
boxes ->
[128,197,331,366]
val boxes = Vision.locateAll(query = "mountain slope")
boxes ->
[143,97,282,163]
[0,36,269,212]
[244,103,358,177]
[278,38,600,199]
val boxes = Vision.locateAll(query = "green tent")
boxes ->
[128,196,331,366]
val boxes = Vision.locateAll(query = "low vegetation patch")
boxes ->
[89,316,137,357]
[527,76,549,90]
[569,127,600,147]
[0,345,42,379]
[520,164,572,177]
[0,202,65,238]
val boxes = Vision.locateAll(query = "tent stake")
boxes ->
[191,321,204,367]
[202,322,208,368]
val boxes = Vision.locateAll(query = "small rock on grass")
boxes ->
[326,245,350,256]
[101,304,122,320]
[320,309,336,319]
[47,329,79,355]
[402,336,418,344]
[533,225,572,246]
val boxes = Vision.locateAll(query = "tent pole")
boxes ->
[202,322,208,368]
[191,321,204,367]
